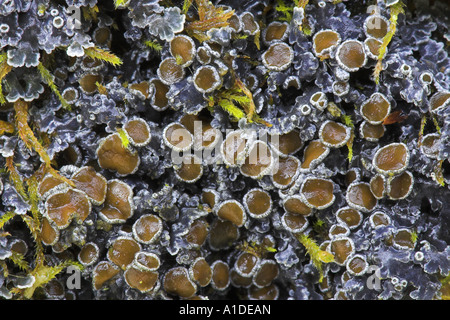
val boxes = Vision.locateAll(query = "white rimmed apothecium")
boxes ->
[336,39,367,72]
[193,65,222,94]
[132,214,163,245]
[98,179,134,224]
[261,41,294,72]
[243,188,272,219]
[372,142,410,176]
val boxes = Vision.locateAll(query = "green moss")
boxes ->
[275,0,294,22]
[296,233,334,282]
[373,1,405,84]
[84,46,123,67]
[144,40,163,53]
[37,62,71,110]
[117,127,130,149]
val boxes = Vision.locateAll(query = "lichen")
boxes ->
[0,0,449,302]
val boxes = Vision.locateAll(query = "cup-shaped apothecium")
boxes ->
[336,40,367,72]
[169,34,196,67]
[262,42,294,72]
[313,29,341,58]
[243,188,272,219]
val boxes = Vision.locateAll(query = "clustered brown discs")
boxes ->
[221,130,247,167]
[329,237,355,266]
[364,38,384,60]
[240,141,273,179]
[281,211,309,233]
[99,179,134,224]
[79,73,102,94]
[216,200,246,227]
[163,122,193,152]
[346,182,377,212]
[129,81,151,99]
[240,12,259,35]
[96,133,140,175]
[369,211,391,229]
[196,46,212,64]
[169,35,196,67]
[124,266,159,293]
[132,214,163,245]
[134,252,160,271]
[208,219,239,251]
[269,130,303,155]
[78,242,99,267]
[201,188,219,211]
[364,15,389,39]
[262,42,294,71]
[360,121,385,141]
[164,266,197,298]
[283,195,312,216]
[430,91,450,113]
[313,29,341,58]
[71,166,107,205]
[41,217,59,246]
[310,91,328,110]
[149,79,170,111]
[373,143,410,175]
[234,252,260,277]
[227,12,242,32]
[329,224,350,238]
[180,114,220,151]
[336,40,367,72]
[193,65,221,93]
[336,207,362,230]
[157,57,185,85]
[392,229,415,250]
[210,260,230,291]
[185,218,209,248]
[174,154,203,183]
[319,120,351,148]
[387,170,414,200]
[38,174,66,199]
[44,188,91,229]
[92,261,120,290]
[272,155,300,189]
[300,177,335,210]
[252,260,279,288]
[420,133,440,159]
[243,188,272,219]
[346,254,368,276]
[107,236,141,270]
[189,257,212,287]
[300,140,329,171]
[263,21,289,45]
[360,93,391,124]
[248,283,279,300]
[369,174,386,199]
[123,118,151,147]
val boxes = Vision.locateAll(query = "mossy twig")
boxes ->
[296,233,334,282]
[0,120,14,135]
[144,40,163,53]
[373,1,405,84]
[14,100,74,187]
[186,0,235,42]
[0,211,16,230]
[84,46,123,67]
[0,52,13,104]
[37,62,70,110]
